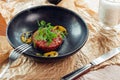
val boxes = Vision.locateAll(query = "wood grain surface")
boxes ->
[0,13,7,36]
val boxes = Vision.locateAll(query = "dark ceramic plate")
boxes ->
[7,6,88,60]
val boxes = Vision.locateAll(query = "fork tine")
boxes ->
[14,44,28,51]
[10,44,29,55]
[15,44,31,56]
[9,44,31,59]
[15,44,31,53]
[15,44,30,52]
[20,45,31,53]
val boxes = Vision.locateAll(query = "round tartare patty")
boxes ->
[32,20,66,52]
[32,30,63,52]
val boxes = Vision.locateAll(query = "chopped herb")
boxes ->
[35,20,66,44]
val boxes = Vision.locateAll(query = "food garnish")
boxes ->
[20,20,67,57]
[36,53,42,56]
[35,51,58,57]
[34,20,66,44]
[21,32,32,44]
[43,51,58,57]
[32,20,67,52]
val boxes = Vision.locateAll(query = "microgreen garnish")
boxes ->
[35,20,66,44]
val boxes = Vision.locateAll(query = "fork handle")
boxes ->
[0,62,11,78]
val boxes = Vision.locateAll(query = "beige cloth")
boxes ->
[0,0,120,80]
[0,36,12,64]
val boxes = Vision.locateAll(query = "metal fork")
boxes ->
[0,44,31,78]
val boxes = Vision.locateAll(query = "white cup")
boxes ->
[99,0,120,27]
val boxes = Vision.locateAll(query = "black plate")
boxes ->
[7,6,88,60]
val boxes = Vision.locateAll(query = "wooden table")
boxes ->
[0,13,7,36]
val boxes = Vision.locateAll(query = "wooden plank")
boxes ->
[0,13,7,36]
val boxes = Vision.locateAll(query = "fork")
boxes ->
[0,44,31,78]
